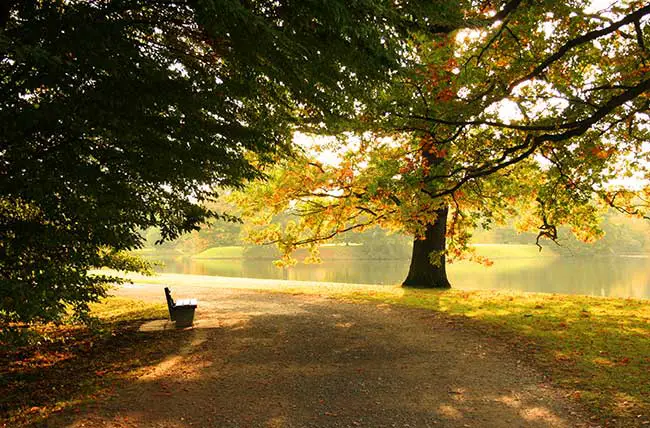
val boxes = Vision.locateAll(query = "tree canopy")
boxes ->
[0,0,441,322]
[234,0,650,287]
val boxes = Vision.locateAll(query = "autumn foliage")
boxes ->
[234,1,650,286]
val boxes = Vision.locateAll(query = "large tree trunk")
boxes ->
[402,206,451,288]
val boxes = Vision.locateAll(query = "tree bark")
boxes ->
[402,206,451,288]
[0,2,11,30]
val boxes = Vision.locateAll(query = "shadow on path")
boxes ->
[45,286,587,428]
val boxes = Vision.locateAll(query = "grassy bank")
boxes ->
[123,272,649,426]
[0,298,177,426]
[192,245,245,259]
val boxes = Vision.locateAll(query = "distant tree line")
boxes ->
[145,208,650,259]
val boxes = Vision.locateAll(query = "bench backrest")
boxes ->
[164,287,175,312]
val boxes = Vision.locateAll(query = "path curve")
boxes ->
[67,281,589,428]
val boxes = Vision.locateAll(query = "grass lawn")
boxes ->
[192,245,245,259]
[130,247,183,256]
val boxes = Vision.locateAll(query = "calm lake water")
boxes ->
[147,255,650,299]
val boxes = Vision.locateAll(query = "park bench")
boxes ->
[164,287,197,327]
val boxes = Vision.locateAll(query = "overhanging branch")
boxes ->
[422,77,650,199]
[508,4,650,91]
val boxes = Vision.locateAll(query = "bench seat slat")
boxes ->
[176,298,197,307]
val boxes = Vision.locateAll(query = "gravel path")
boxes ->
[61,281,589,428]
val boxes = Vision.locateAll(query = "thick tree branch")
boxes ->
[263,215,388,247]
[508,4,650,91]
[423,77,650,199]
[493,0,524,22]
[396,77,650,134]
[540,77,650,143]
[634,19,646,52]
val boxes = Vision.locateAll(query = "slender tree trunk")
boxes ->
[402,206,451,288]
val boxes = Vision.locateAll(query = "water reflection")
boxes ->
[147,256,650,299]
